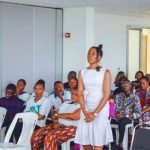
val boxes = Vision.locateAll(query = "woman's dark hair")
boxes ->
[114,71,126,86]
[135,71,144,78]
[68,71,77,80]
[17,79,26,86]
[121,78,130,84]
[54,81,63,88]
[35,79,45,89]
[91,44,103,58]
[6,83,16,94]
[140,76,149,82]
[119,76,128,85]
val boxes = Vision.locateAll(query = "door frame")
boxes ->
[126,25,150,79]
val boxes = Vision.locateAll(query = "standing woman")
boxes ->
[75,45,113,150]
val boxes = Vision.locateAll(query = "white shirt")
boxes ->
[58,102,80,126]
[19,92,30,102]
[24,97,51,127]
[48,90,72,111]
[48,94,64,111]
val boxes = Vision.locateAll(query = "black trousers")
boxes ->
[111,117,132,144]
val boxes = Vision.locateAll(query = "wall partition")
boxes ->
[0,3,63,96]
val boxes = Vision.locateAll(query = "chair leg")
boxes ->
[108,143,111,150]
[66,141,71,150]
[61,142,67,150]
[80,145,83,150]
[115,128,119,145]
[123,127,129,150]
[0,127,6,142]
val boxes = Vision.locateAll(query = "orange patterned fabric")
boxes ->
[31,124,76,150]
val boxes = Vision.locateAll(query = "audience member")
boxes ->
[132,71,144,90]
[64,71,77,89]
[24,79,50,128]
[0,84,25,132]
[31,89,80,150]
[113,79,141,150]
[16,79,30,102]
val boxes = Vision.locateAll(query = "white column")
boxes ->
[63,7,95,82]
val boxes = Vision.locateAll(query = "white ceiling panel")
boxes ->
[1,0,150,17]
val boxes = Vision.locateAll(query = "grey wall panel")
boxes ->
[33,7,56,92]
[2,3,33,95]
[0,3,63,96]
[55,9,63,81]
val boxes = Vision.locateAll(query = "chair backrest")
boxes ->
[4,112,38,147]
[0,107,7,129]
[130,124,150,150]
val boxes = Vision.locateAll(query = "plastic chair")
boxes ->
[0,112,38,150]
[130,124,150,150]
[111,122,134,150]
[0,107,7,129]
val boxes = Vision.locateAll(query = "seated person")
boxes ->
[24,79,51,128]
[16,79,30,102]
[30,79,49,99]
[145,74,150,86]
[31,89,81,150]
[113,71,127,97]
[64,77,78,100]
[132,71,144,90]
[0,84,25,131]
[64,71,77,90]
[48,81,67,112]
[136,76,150,109]
[113,79,141,150]
[136,76,150,124]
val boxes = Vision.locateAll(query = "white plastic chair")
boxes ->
[0,112,38,150]
[0,107,7,129]
[111,122,134,150]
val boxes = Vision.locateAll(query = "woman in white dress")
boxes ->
[75,44,113,150]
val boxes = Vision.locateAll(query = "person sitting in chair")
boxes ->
[113,79,141,150]
[31,89,81,150]
[0,84,25,132]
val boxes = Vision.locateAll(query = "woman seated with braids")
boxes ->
[31,89,81,150]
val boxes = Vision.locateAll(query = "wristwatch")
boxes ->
[94,112,98,117]
[126,114,129,118]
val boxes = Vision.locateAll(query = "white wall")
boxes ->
[63,7,95,82]
[63,8,150,87]
[95,13,150,86]
[128,30,140,81]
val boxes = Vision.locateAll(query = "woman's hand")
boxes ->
[53,121,64,129]
[116,113,124,119]
[84,111,95,122]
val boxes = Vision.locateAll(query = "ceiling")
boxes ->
[1,0,150,17]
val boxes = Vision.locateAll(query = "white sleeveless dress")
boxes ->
[75,68,113,146]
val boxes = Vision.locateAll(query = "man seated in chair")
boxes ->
[0,84,25,133]
[31,89,81,150]
[113,79,141,150]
